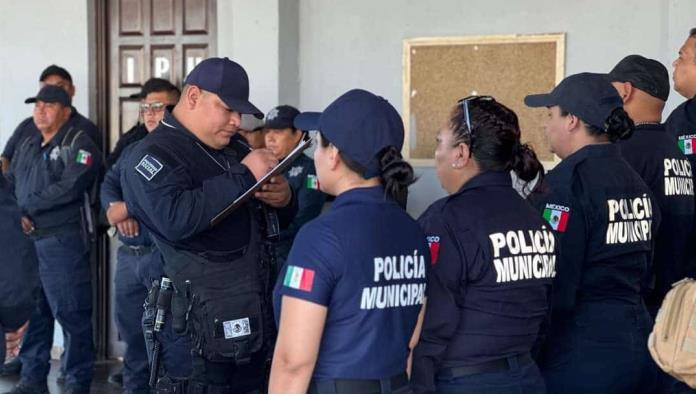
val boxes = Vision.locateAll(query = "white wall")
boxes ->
[217,0,281,116]
[0,0,90,151]
[297,0,696,216]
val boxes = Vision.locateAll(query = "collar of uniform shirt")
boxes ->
[452,171,512,197]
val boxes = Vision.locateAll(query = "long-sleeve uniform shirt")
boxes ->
[529,144,661,316]
[412,171,556,393]
[7,121,102,231]
[618,124,695,305]
[121,111,296,257]
[100,142,153,247]
[665,97,696,279]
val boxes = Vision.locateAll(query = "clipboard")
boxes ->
[210,136,313,226]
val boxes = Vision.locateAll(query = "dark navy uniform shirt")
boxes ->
[273,186,429,380]
[105,123,148,168]
[277,153,326,260]
[122,111,296,255]
[2,108,101,161]
[529,144,661,315]
[411,171,555,393]
[7,121,102,230]
[666,98,696,278]
[618,124,695,303]
[100,142,153,247]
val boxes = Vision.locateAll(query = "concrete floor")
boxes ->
[0,360,122,394]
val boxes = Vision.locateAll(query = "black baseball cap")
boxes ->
[25,85,72,106]
[524,72,623,131]
[184,57,263,119]
[129,78,180,99]
[39,65,72,83]
[294,89,404,178]
[264,105,300,129]
[607,55,670,101]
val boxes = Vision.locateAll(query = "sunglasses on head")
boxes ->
[457,95,495,134]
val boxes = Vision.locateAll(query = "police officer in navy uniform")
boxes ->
[410,96,554,394]
[0,175,38,363]
[122,57,295,393]
[525,73,660,394]
[5,85,102,394]
[100,79,182,393]
[269,89,427,394]
[607,55,696,317]
[106,78,180,168]
[666,28,696,283]
[263,105,326,263]
[1,65,100,174]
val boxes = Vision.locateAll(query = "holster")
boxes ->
[154,205,275,364]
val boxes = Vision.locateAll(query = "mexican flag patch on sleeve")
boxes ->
[283,265,315,292]
[75,149,93,165]
[306,174,320,190]
[543,203,570,232]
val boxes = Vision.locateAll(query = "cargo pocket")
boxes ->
[195,289,265,363]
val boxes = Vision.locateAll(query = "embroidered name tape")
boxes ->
[135,155,163,181]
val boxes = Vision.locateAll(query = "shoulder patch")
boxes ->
[306,174,320,190]
[678,135,696,155]
[427,235,440,265]
[75,149,93,165]
[543,203,570,232]
[135,154,164,181]
[283,265,315,292]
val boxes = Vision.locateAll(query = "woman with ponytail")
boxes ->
[524,73,659,393]
[411,96,554,393]
[269,89,427,394]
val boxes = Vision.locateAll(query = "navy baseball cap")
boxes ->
[184,57,263,119]
[524,72,623,131]
[25,85,72,107]
[294,89,404,178]
[607,55,670,101]
[264,105,300,129]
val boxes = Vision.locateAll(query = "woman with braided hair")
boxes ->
[411,96,554,394]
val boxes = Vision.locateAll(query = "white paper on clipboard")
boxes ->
[210,137,312,226]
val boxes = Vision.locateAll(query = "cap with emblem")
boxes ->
[265,105,300,129]
[25,85,72,107]
[184,57,263,119]
[294,89,404,178]
[606,54,670,102]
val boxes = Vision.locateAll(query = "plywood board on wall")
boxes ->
[403,34,565,166]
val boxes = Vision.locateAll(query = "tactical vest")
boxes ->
[155,203,276,364]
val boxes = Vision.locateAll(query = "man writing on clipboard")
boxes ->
[121,57,298,393]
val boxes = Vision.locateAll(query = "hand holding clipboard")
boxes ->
[210,136,313,226]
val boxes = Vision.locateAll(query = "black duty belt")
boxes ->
[437,353,533,379]
[308,372,409,394]
[121,244,156,256]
